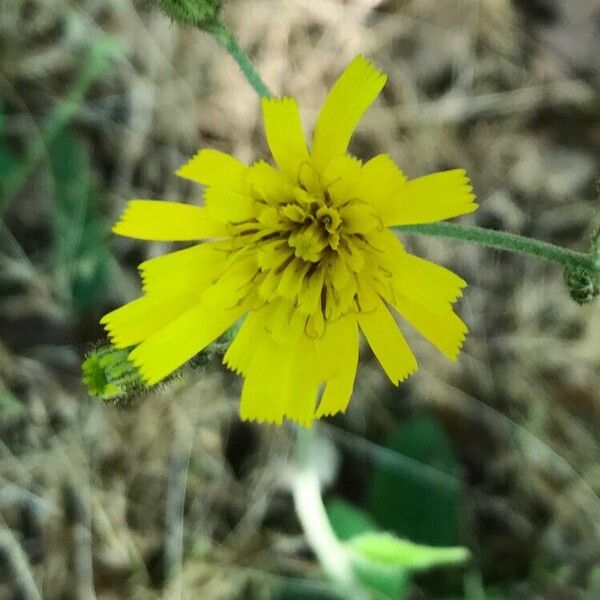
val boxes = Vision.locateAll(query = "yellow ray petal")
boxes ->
[385,169,477,226]
[387,294,468,361]
[315,316,359,418]
[339,203,380,234]
[277,258,311,299]
[256,239,293,271]
[129,301,246,385]
[296,265,325,314]
[239,330,293,425]
[223,311,264,375]
[239,371,266,423]
[357,285,417,385]
[261,97,309,183]
[305,309,325,339]
[247,160,294,204]
[355,154,406,221]
[375,230,466,311]
[267,298,307,345]
[101,284,203,349]
[112,200,228,241]
[311,56,387,173]
[139,242,228,295]
[283,336,320,426]
[258,269,281,301]
[176,149,250,194]
[203,188,258,223]
[322,155,363,206]
[201,253,258,309]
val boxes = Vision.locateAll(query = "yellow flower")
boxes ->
[101,56,477,426]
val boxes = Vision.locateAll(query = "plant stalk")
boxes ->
[205,21,272,99]
[292,427,360,595]
[395,222,598,271]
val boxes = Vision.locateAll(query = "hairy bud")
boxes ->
[152,0,222,28]
[564,265,600,305]
[82,344,144,402]
[83,333,235,403]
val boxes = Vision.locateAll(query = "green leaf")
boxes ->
[0,105,5,136]
[48,130,111,312]
[275,578,344,600]
[367,414,462,547]
[0,142,17,197]
[0,386,26,422]
[443,594,506,600]
[351,558,409,600]
[325,500,407,598]
[348,532,469,571]
[326,499,379,541]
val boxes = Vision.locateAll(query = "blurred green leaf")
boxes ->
[49,130,111,313]
[582,567,600,600]
[348,532,469,571]
[351,557,409,600]
[0,383,26,422]
[367,414,462,547]
[326,501,408,599]
[0,103,17,195]
[0,37,121,215]
[0,143,17,196]
[275,578,344,600]
[326,498,379,541]
[444,595,506,600]
[310,434,471,600]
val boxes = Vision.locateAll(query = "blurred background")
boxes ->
[1,0,600,598]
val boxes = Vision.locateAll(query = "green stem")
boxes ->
[205,21,273,99]
[292,427,365,597]
[396,222,598,272]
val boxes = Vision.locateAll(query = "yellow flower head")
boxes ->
[102,56,477,426]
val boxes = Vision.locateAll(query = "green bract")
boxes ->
[82,344,142,401]
[153,0,221,28]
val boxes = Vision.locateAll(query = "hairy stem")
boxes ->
[395,222,597,271]
[205,21,272,99]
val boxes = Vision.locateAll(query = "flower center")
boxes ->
[223,176,384,334]
[284,199,342,262]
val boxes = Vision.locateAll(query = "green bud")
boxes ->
[152,0,222,28]
[564,225,600,305]
[591,225,600,265]
[83,330,236,403]
[564,265,600,305]
[82,344,144,402]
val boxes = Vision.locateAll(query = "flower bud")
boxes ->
[564,264,600,305]
[83,333,234,402]
[152,0,221,28]
[82,344,144,402]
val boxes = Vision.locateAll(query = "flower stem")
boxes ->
[292,427,361,596]
[205,21,273,99]
[396,222,598,272]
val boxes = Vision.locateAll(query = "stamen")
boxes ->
[229,218,258,227]
[303,314,320,340]
[275,254,295,275]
